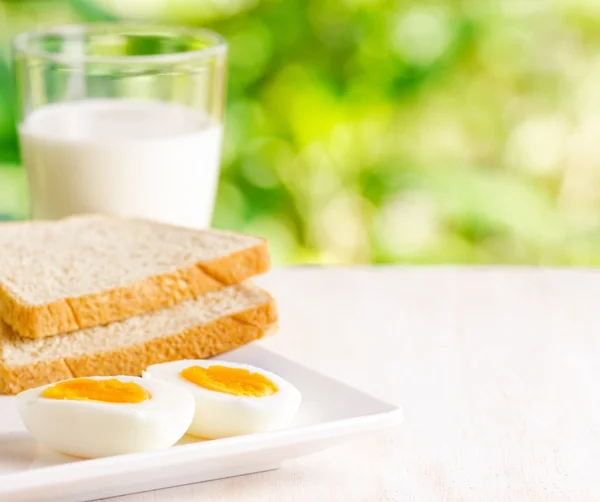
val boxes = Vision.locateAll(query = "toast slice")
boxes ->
[0,282,277,395]
[0,215,269,339]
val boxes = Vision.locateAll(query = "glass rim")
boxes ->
[12,23,227,64]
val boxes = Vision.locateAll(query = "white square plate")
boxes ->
[0,345,402,502]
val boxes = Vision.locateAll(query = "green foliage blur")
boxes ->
[3,0,600,265]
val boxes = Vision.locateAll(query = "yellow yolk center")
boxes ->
[42,378,150,403]
[181,365,278,397]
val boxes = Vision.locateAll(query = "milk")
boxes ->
[18,99,223,228]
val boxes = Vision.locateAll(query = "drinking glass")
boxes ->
[12,24,227,229]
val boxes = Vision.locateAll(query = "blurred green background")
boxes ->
[2,0,600,265]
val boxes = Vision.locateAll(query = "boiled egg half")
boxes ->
[145,360,302,439]
[17,375,195,458]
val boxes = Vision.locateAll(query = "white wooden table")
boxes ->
[110,267,600,502]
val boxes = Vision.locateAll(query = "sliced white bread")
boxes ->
[0,214,270,339]
[0,282,277,395]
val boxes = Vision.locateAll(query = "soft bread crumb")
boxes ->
[0,215,270,339]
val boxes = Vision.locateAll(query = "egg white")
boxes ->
[145,360,302,439]
[16,375,195,458]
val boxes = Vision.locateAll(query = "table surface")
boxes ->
[110,266,600,502]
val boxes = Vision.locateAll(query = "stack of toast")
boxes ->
[0,214,277,394]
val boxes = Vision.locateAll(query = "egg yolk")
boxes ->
[42,378,149,403]
[181,365,278,397]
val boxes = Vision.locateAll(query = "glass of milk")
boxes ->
[12,24,227,229]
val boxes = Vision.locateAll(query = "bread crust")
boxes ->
[0,240,270,339]
[0,301,278,395]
